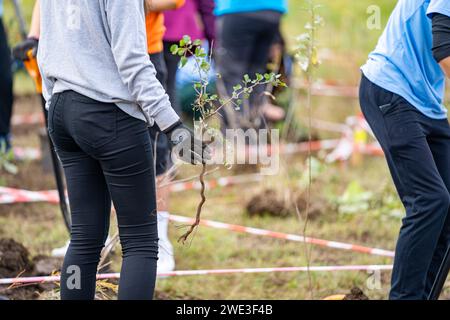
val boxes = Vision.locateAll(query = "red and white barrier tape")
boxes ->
[0,265,393,285]
[0,187,59,205]
[292,79,359,98]
[8,139,340,163]
[168,174,262,193]
[13,147,41,161]
[169,215,395,258]
[0,174,263,205]
[12,113,44,126]
[281,139,339,155]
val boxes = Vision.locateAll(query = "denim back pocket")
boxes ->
[71,97,118,149]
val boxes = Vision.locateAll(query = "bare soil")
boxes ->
[0,238,61,300]
[344,287,369,300]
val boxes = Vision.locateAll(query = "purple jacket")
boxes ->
[163,0,215,43]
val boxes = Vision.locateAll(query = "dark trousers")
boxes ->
[0,18,13,140]
[163,41,181,116]
[149,52,172,176]
[359,74,450,300]
[48,91,158,300]
[216,11,280,109]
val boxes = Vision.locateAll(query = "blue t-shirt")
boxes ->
[361,0,449,119]
[215,0,288,16]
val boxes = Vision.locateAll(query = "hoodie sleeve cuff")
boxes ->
[152,105,181,132]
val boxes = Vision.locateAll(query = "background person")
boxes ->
[214,0,287,129]
[163,0,216,115]
[14,1,186,274]
[359,0,450,300]
[0,0,14,152]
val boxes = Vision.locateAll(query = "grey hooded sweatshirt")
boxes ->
[38,0,180,131]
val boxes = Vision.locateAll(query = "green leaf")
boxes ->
[3,161,18,175]
[182,35,192,45]
[180,56,188,68]
[200,60,210,71]
[233,84,243,91]
[193,39,202,46]
[170,44,179,55]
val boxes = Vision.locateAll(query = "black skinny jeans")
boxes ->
[0,18,13,139]
[359,75,450,299]
[48,91,158,300]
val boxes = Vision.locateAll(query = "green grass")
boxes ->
[283,0,396,84]
[1,155,402,300]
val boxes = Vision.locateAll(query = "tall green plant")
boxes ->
[294,0,324,299]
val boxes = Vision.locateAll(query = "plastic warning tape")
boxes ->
[0,265,393,285]
[13,147,42,161]
[12,113,44,126]
[0,187,59,204]
[169,215,395,258]
[0,174,263,204]
[292,79,359,98]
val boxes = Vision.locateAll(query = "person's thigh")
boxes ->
[96,108,158,299]
[249,19,280,75]
[148,125,172,177]
[149,52,168,90]
[163,41,181,115]
[58,148,112,300]
[429,120,450,195]
[149,52,172,177]
[248,19,280,107]
[49,92,112,300]
[359,75,407,198]
[425,119,450,293]
[216,15,256,93]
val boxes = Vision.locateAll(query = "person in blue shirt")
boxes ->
[360,0,450,300]
[0,0,14,151]
[214,0,288,128]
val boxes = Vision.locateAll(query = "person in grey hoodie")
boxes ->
[38,0,210,300]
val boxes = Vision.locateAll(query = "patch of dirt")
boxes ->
[296,194,324,221]
[245,188,333,220]
[0,239,60,300]
[32,255,63,276]
[343,287,369,300]
[0,238,34,278]
[155,288,202,300]
[246,189,290,218]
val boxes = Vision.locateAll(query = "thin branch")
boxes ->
[178,164,207,243]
